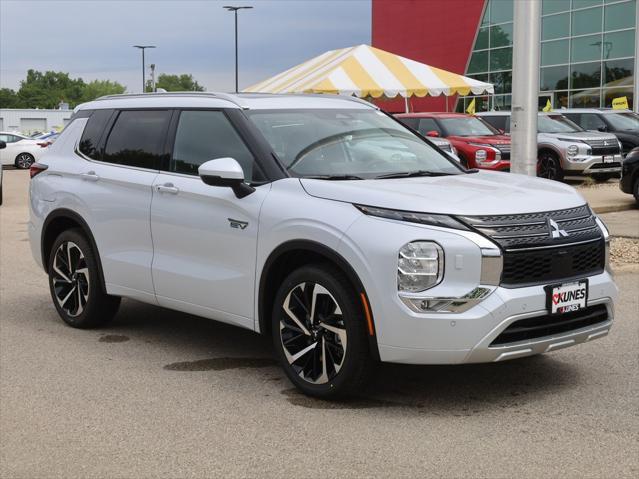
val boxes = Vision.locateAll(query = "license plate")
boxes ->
[545,280,588,314]
[603,155,614,163]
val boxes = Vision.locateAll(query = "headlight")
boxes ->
[355,204,469,230]
[567,144,579,156]
[475,149,487,161]
[398,241,443,292]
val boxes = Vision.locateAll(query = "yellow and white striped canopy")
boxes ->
[244,44,493,98]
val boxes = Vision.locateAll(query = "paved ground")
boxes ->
[1,169,638,478]
[600,210,639,239]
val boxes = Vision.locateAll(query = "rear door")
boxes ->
[150,109,270,329]
[76,109,171,301]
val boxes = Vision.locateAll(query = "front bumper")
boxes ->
[563,153,623,175]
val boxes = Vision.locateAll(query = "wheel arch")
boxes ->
[258,239,380,360]
[41,209,107,292]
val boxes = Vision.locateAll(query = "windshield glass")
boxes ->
[439,117,497,136]
[246,109,462,179]
[538,115,582,133]
[605,112,639,131]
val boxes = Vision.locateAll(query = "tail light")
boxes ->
[29,162,48,178]
[37,141,51,148]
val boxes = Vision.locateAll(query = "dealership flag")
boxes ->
[612,96,629,110]
[543,99,552,112]
[466,98,476,114]
[244,44,494,98]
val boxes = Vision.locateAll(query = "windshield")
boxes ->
[439,117,497,136]
[538,115,582,133]
[605,112,639,131]
[246,109,462,179]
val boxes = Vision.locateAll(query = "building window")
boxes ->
[541,39,570,65]
[571,7,603,37]
[542,13,570,40]
[604,0,636,31]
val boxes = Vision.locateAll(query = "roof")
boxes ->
[559,108,634,114]
[76,91,376,112]
[395,112,471,118]
[475,111,568,117]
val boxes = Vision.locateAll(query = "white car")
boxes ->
[0,131,46,169]
[28,92,617,397]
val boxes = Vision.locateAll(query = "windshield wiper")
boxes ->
[303,174,364,180]
[373,170,455,179]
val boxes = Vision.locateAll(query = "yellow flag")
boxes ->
[612,96,629,110]
[466,98,476,115]
[542,99,552,112]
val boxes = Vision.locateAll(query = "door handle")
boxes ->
[155,183,179,194]
[80,171,99,182]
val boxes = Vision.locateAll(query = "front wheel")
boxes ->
[272,264,372,398]
[634,178,639,206]
[15,153,35,169]
[48,229,121,328]
[538,151,564,181]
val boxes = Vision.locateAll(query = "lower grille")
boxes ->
[589,162,621,170]
[501,239,605,287]
[591,146,621,156]
[490,304,608,346]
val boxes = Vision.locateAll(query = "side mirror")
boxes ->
[426,130,440,138]
[198,157,255,199]
[0,141,6,149]
[597,126,607,132]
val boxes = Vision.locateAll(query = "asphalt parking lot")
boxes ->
[1,168,638,478]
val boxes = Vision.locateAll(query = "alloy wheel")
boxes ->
[16,153,34,169]
[539,155,558,180]
[51,241,90,317]
[279,282,347,385]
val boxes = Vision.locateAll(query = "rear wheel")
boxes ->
[48,229,120,328]
[538,151,564,181]
[15,153,35,169]
[271,264,372,398]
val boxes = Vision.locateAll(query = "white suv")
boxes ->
[29,93,617,397]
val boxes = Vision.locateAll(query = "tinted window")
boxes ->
[103,110,170,169]
[397,117,419,130]
[171,110,262,182]
[417,118,441,135]
[580,114,607,131]
[481,115,509,132]
[79,109,113,159]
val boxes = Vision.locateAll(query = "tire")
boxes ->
[634,178,639,206]
[47,228,120,328]
[271,264,372,398]
[537,151,564,181]
[15,153,35,169]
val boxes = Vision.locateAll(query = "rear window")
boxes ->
[103,110,171,169]
[78,109,113,160]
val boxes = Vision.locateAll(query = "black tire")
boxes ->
[634,178,639,206]
[47,228,120,328]
[538,151,564,181]
[15,153,35,169]
[271,264,372,398]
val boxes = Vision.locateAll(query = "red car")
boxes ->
[395,112,511,171]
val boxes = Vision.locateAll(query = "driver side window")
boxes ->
[171,110,264,182]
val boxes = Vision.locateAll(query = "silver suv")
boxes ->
[477,111,623,181]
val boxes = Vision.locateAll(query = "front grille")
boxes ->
[458,205,605,287]
[584,139,620,156]
[590,162,621,170]
[495,145,511,160]
[490,304,608,345]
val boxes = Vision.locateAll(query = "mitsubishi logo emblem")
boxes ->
[548,218,569,239]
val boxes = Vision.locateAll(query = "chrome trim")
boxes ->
[503,237,601,253]
[400,286,495,313]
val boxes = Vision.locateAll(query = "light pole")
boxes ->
[133,45,156,93]
[223,5,253,93]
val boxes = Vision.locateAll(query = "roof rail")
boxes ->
[94,91,247,109]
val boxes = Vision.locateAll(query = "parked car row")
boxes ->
[0,131,50,169]
[395,109,638,182]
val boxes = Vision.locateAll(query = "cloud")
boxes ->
[0,0,371,92]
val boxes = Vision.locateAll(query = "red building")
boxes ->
[372,0,486,112]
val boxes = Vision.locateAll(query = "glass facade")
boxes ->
[459,0,636,112]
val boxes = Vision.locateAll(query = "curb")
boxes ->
[591,204,637,214]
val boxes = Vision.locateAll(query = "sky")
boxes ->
[0,0,371,92]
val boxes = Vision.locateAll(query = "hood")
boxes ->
[539,131,618,142]
[300,171,584,216]
[448,135,510,145]
[612,130,639,145]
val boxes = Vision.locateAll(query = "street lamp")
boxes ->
[223,5,253,93]
[133,45,156,93]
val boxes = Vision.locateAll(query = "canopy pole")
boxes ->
[404,96,409,113]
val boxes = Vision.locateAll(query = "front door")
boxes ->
[150,109,270,329]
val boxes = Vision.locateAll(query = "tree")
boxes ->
[154,73,204,92]
[80,80,126,103]
[0,88,20,108]
[17,69,86,109]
